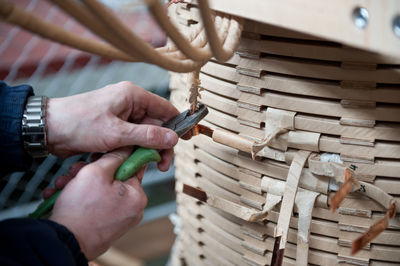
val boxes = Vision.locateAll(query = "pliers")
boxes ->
[29,103,209,218]
[114,102,209,180]
[162,102,208,137]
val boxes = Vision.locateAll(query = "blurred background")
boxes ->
[0,0,177,265]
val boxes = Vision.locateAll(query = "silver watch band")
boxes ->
[22,96,49,158]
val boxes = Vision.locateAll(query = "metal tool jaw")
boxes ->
[162,103,208,137]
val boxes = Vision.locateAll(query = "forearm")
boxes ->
[0,218,88,266]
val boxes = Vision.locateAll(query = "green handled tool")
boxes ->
[29,103,208,219]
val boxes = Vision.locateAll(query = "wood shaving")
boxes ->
[187,68,203,114]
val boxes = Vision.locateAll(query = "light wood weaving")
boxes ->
[169,2,400,265]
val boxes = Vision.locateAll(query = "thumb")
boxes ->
[118,122,178,149]
[91,147,133,178]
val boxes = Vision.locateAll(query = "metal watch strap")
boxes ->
[22,96,49,158]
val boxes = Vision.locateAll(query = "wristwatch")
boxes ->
[21,96,49,158]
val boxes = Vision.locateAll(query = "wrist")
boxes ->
[46,98,71,156]
[21,96,49,158]
[45,98,58,155]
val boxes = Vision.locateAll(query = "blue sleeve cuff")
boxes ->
[41,219,89,265]
[0,80,34,174]
[0,218,88,266]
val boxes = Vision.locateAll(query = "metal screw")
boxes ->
[352,7,369,29]
[394,15,400,38]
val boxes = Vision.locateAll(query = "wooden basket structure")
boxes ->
[1,0,400,265]
[168,2,400,266]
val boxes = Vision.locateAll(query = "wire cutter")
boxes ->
[162,102,208,136]
[29,103,208,219]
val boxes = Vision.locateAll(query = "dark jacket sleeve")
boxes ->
[0,218,88,266]
[0,80,34,174]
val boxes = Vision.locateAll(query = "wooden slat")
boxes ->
[237,57,400,83]
[238,37,400,64]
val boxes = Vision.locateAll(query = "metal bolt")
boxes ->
[352,7,369,29]
[394,15,400,38]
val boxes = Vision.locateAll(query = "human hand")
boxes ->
[43,153,148,199]
[42,161,87,199]
[46,81,180,171]
[49,147,147,260]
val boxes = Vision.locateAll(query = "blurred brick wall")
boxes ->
[0,0,166,81]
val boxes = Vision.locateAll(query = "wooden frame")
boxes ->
[204,0,400,58]
[170,2,400,265]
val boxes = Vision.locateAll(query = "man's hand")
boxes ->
[50,147,147,260]
[46,81,179,171]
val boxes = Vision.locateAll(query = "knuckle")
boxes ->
[103,137,120,150]
[102,151,126,162]
[130,187,148,210]
[103,120,126,149]
[118,80,135,89]
[128,211,143,226]
[117,120,132,137]
[117,81,143,95]
[146,126,163,145]
[77,164,101,178]
[69,161,87,175]
[138,192,148,209]
[114,81,136,101]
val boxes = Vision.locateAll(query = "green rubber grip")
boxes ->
[29,147,161,219]
[29,190,61,219]
[114,147,161,181]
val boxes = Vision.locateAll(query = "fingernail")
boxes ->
[164,131,177,146]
